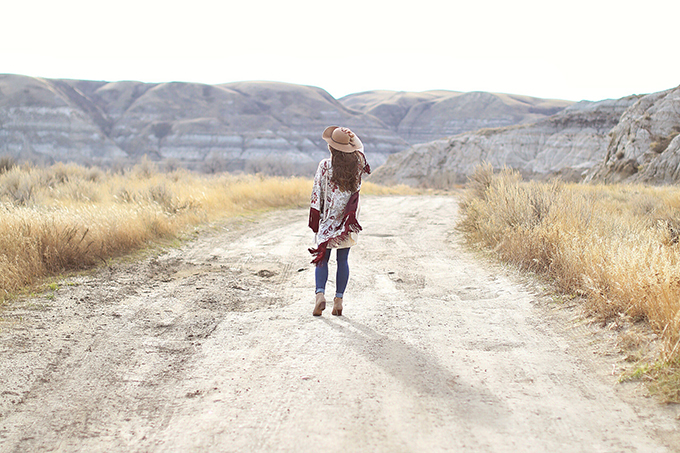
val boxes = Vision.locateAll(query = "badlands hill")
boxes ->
[370,95,642,187]
[0,74,572,174]
[342,90,573,144]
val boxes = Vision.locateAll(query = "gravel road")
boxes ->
[1,195,678,452]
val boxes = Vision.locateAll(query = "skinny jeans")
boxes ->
[315,247,350,298]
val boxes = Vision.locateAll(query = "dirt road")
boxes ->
[1,195,679,452]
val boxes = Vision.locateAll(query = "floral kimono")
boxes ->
[308,152,370,265]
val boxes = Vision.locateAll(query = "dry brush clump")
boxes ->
[459,163,680,401]
[0,162,312,302]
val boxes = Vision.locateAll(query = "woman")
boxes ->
[308,126,371,317]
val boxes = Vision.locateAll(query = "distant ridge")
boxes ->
[0,74,573,175]
[341,90,573,144]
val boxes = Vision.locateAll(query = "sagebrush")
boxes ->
[459,163,680,401]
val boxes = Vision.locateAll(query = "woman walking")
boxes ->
[308,126,371,316]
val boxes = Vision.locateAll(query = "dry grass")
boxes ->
[0,160,414,305]
[0,161,312,302]
[459,163,680,401]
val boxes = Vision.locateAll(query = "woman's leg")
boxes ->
[315,248,332,294]
[335,247,350,298]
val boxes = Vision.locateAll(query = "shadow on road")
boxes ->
[320,315,510,428]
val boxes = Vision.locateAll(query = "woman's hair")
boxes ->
[330,146,362,193]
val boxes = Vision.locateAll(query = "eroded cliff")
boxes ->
[586,86,680,184]
[371,96,640,187]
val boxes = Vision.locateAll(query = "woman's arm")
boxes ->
[309,161,325,232]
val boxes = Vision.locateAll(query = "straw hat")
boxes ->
[322,126,363,153]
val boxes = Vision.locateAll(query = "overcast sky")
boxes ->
[2,0,678,102]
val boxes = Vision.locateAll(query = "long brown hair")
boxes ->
[330,146,362,193]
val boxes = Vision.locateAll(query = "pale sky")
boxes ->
[2,0,678,102]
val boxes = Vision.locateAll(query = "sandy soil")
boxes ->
[0,195,679,452]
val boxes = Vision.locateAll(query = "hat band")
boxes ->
[332,137,350,146]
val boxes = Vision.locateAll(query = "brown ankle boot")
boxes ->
[313,293,326,316]
[332,297,343,316]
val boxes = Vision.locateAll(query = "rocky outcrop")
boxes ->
[371,96,640,188]
[585,86,680,184]
[341,90,573,144]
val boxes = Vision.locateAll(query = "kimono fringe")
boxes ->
[309,210,363,266]
[308,242,328,266]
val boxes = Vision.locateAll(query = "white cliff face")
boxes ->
[371,96,640,188]
[586,86,680,183]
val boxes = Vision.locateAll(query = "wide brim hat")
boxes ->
[322,126,363,153]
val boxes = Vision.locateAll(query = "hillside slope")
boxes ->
[0,75,125,165]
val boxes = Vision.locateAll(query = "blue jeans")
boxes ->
[315,247,350,298]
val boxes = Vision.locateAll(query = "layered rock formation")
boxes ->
[371,96,640,188]
[0,74,577,176]
[341,90,573,144]
[585,86,680,184]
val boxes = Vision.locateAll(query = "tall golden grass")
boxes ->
[459,163,680,401]
[0,160,311,301]
[0,160,414,304]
